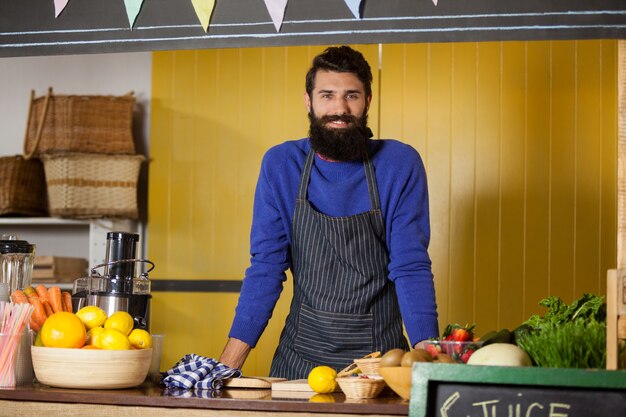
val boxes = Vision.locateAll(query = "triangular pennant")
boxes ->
[263,0,288,32]
[124,0,145,29]
[54,0,70,18]
[432,0,438,5]
[343,0,362,18]
[191,0,216,32]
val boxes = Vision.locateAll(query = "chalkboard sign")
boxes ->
[1,0,625,58]
[410,363,626,417]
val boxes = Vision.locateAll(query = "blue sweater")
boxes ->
[229,138,439,348]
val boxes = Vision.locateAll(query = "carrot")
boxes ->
[42,300,53,317]
[47,286,64,314]
[62,291,73,313]
[28,297,47,331]
[24,286,38,301]
[34,285,49,301]
[10,289,29,304]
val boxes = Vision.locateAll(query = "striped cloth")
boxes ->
[162,353,242,390]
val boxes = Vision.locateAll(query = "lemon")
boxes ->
[76,306,107,330]
[104,311,134,336]
[307,366,337,394]
[100,328,131,350]
[128,329,152,349]
[86,326,106,348]
[40,312,86,349]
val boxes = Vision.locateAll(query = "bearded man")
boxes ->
[220,46,439,379]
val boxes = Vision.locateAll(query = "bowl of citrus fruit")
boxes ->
[31,306,154,389]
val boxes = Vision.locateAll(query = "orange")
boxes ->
[40,312,86,348]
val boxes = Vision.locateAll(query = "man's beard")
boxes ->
[308,111,372,161]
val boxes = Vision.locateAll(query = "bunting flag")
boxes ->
[191,0,216,32]
[123,0,144,29]
[54,0,69,18]
[263,0,288,32]
[432,0,439,5]
[343,0,362,19]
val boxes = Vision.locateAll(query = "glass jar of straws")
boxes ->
[0,301,34,388]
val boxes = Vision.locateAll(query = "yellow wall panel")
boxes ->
[150,40,617,375]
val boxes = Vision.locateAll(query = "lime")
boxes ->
[103,311,134,336]
[307,366,338,394]
[76,306,107,330]
[128,328,152,349]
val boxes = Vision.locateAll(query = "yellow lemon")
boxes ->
[100,328,131,350]
[76,306,107,330]
[40,312,86,348]
[103,311,134,336]
[86,326,106,348]
[128,329,152,349]
[307,366,337,394]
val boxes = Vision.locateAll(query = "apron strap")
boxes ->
[299,145,381,211]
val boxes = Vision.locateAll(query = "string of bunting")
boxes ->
[52,0,441,32]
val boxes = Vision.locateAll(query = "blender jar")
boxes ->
[0,234,36,293]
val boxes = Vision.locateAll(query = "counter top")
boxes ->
[0,382,408,417]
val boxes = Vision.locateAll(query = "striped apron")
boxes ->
[269,148,409,380]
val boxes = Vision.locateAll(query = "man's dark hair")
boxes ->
[305,46,373,99]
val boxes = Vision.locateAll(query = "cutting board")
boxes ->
[223,376,286,389]
[271,379,341,393]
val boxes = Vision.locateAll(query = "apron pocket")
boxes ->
[293,303,373,368]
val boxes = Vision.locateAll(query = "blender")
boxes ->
[0,234,35,295]
[72,232,153,330]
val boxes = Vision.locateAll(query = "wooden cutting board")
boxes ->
[223,376,286,389]
[271,379,341,393]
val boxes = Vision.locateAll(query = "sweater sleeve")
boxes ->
[228,149,292,347]
[384,145,439,345]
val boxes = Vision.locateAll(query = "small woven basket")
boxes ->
[0,155,48,216]
[24,88,136,159]
[336,376,386,399]
[354,357,381,376]
[41,153,144,219]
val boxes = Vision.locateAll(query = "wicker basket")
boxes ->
[41,153,144,219]
[336,376,386,399]
[0,155,48,216]
[354,357,381,376]
[23,87,136,159]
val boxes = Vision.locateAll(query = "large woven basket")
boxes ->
[0,155,48,216]
[41,153,144,219]
[24,87,136,159]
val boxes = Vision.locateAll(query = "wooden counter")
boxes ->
[0,382,408,417]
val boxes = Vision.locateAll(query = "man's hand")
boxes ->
[219,337,252,369]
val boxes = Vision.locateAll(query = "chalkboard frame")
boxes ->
[409,362,626,417]
[1,0,626,58]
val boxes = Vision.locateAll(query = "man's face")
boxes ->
[305,70,372,161]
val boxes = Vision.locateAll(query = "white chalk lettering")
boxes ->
[525,402,544,417]
[548,403,570,417]
[472,399,500,417]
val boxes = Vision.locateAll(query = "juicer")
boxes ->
[72,232,153,330]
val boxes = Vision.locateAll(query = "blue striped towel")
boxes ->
[162,353,242,390]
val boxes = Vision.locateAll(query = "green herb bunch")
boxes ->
[515,293,606,369]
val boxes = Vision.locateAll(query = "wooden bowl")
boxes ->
[31,346,152,389]
[335,376,386,399]
[378,366,412,400]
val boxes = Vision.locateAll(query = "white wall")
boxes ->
[0,52,152,156]
[0,52,152,264]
